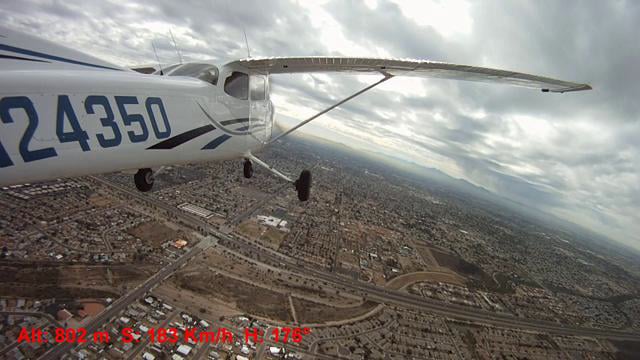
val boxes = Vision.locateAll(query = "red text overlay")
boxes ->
[17,326,311,345]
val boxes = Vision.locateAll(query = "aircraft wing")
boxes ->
[227,56,591,93]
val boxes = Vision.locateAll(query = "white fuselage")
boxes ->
[0,66,271,186]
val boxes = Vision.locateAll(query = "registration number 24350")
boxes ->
[0,95,172,167]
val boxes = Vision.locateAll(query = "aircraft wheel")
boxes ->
[294,169,311,201]
[243,159,253,179]
[134,168,154,192]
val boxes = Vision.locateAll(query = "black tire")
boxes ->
[243,159,253,179]
[134,168,154,192]
[295,169,312,201]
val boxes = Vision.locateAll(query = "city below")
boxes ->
[1,136,639,360]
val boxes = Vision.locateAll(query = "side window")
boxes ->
[250,76,266,101]
[224,72,249,100]
[197,68,218,85]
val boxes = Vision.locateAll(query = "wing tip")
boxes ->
[574,83,593,91]
[546,83,592,93]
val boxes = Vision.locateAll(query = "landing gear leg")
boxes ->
[294,170,312,202]
[243,158,254,179]
[134,168,154,192]
[244,153,311,202]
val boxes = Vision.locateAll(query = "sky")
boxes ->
[1,0,639,250]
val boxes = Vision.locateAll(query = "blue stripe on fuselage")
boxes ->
[202,134,232,150]
[0,43,121,71]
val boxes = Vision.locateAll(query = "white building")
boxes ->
[257,215,288,230]
[178,203,214,218]
[177,344,192,356]
[270,346,283,355]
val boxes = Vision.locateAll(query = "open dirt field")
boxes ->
[384,271,466,290]
[415,245,440,269]
[236,220,262,240]
[236,219,286,250]
[78,300,106,316]
[0,264,156,298]
[127,221,180,247]
[0,285,119,299]
[431,249,481,276]
[153,283,242,320]
[337,249,359,269]
[430,249,502,292]
[292,297,379,324]
[397,254,424,274]
[262,227,286,249]
[173,271,293,322]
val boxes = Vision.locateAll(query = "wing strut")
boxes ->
[268,74,394,144]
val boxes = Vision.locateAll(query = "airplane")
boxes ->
[0,26,591,201]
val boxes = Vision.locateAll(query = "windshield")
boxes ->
[162,63,219,85]
[151,63,180,75]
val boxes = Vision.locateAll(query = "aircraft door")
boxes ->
[248,74,273,143]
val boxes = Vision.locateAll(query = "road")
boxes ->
[38,238,212,360]
[89,176,640,344]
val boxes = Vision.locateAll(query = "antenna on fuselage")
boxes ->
[169,29,183,64]
[151,41,164,75]
[242,27,251,58]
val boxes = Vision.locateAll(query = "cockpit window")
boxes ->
[162,63,219,85]
[224,72,249,100]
